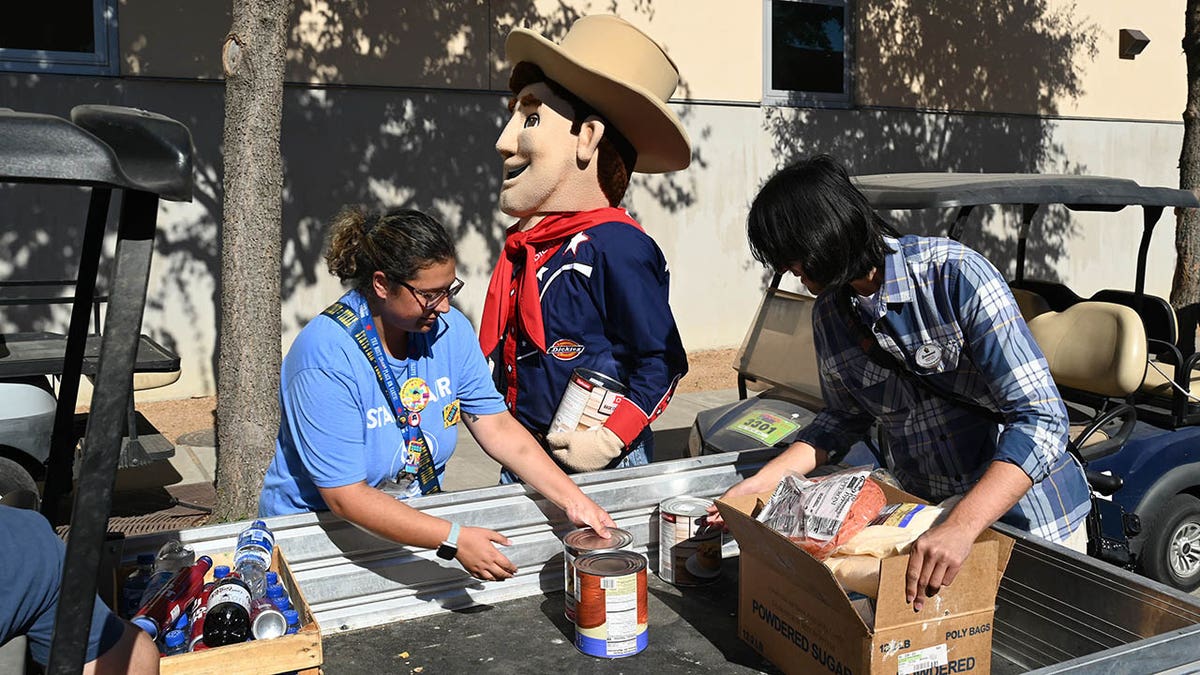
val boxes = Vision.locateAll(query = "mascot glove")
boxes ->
[546,427,625,473]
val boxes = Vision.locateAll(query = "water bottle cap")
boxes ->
[283,609,300,625]
[266,571,279,585]
[214,565,231,579]
[266,584,285,598]
[130,616,158,640]
[173,613,190,630]
[135,553,155,565]
[164,629,186,648]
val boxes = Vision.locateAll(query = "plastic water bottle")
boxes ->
[203,574,252,647]
[162,628,188,656]
[121,553,155,619]
[266,584,290,612]
[233,520,274,599]
[283,608,300,635]
[140,541,195,606]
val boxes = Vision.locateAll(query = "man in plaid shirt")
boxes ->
[715,155,1090,612]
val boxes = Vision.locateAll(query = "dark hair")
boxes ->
[509,61,636,206]
[324,207,456,292]
[747,155,898,290]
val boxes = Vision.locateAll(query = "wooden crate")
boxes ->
[159,546,322,675]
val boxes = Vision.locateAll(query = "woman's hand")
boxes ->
[455,526,519,581]
[564,497,617,538]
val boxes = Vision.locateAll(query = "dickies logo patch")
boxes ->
[547,339,585,361]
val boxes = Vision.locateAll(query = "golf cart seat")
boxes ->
[1010,279,1085,312]
[1027,301,1147,460]
[1010,287,1052,321]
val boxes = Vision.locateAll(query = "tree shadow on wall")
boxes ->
[758,0,1101,283]
[1,0,705,393]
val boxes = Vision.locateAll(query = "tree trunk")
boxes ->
[214,0,290,521]
[1174,0,1200,360]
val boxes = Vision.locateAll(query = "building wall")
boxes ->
[1,0,1188,401]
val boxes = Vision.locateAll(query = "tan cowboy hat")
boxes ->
[505,15,691,174]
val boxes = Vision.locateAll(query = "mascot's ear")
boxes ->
[575,115,605,165]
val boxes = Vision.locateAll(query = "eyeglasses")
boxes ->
[397,278,464,310]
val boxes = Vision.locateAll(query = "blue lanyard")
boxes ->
[323,291,440,493]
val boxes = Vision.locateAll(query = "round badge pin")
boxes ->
[400,377,431,413]
[407,411,421,427]
[915,344,942,369]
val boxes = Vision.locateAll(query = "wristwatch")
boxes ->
[436,522,460,560]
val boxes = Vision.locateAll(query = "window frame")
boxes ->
[763,0,854,107]
[0,0,119,76]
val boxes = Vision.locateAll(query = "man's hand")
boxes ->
[904,521,975,611]
[455,526,519,581]
[704,477,771,529]
[547,426,625,472]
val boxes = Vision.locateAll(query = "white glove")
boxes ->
[546,427,625,473]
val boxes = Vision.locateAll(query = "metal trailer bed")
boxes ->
[123,450,1200,673]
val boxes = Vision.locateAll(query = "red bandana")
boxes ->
[479,207,642,355]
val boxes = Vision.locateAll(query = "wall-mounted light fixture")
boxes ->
[1119,29,1150,60]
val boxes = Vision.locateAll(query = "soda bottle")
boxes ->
[162,628,188,656]
[203,574,253,647]
[140,541,196,606]
[186,579,216,652]
[121,553,154,619]
[283,608,300,635]
[131,556,212,640]
[233,520,274,599]
[250,597,287,639]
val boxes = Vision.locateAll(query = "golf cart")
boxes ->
[688,172,1200,591]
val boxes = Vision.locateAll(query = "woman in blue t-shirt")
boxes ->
[260,207,614,582]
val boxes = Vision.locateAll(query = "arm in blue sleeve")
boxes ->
[282,368,371,488]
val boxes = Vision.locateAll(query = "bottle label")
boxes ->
[207,583,252,612]
[235,525,275,568]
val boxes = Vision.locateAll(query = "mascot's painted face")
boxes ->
[495,82,592,218]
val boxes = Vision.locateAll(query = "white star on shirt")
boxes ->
[565,232,590,255]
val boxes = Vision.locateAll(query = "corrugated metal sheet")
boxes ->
[122,449,770,633]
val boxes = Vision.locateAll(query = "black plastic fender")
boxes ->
[1131,461,1200,556]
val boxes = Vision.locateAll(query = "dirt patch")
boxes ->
[131,348,739,442]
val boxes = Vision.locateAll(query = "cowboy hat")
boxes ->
[505,15,691,174]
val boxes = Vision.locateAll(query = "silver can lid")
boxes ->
[574,550,646,576]
[660,496,714,518]
[564,527,633,554]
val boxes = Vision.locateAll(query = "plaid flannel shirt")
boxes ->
[796,235,1090,542]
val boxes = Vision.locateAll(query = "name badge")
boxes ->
[403,437,425,475]
[915,343,942,369]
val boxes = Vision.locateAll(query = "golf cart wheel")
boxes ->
[0,456,39,510]
[1143,494,1200,591]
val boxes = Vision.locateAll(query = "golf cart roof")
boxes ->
[851,173,1199,211]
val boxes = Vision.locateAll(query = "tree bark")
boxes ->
[214,0,290,521]
[1174,0,1200,360]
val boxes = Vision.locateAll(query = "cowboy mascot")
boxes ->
[480,15,690,476]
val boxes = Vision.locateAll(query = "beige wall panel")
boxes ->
[120,0,493,88]
[488,0,762,101]
[857,0,1183,121]
[119,0,230,78]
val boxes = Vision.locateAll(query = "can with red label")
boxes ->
[573,551,648,658]
[549,368,628,434]
[563,526,634,622]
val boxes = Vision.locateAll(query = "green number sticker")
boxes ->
[727,411,800,445]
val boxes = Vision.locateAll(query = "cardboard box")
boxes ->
[717,481,1013,675]
[158,547,322,675]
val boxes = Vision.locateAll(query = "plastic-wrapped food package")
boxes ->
[755,468,887,560]
[822,502,947,598]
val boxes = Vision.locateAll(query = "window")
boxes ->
[0,0,118,76]
[764,0,852,106]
